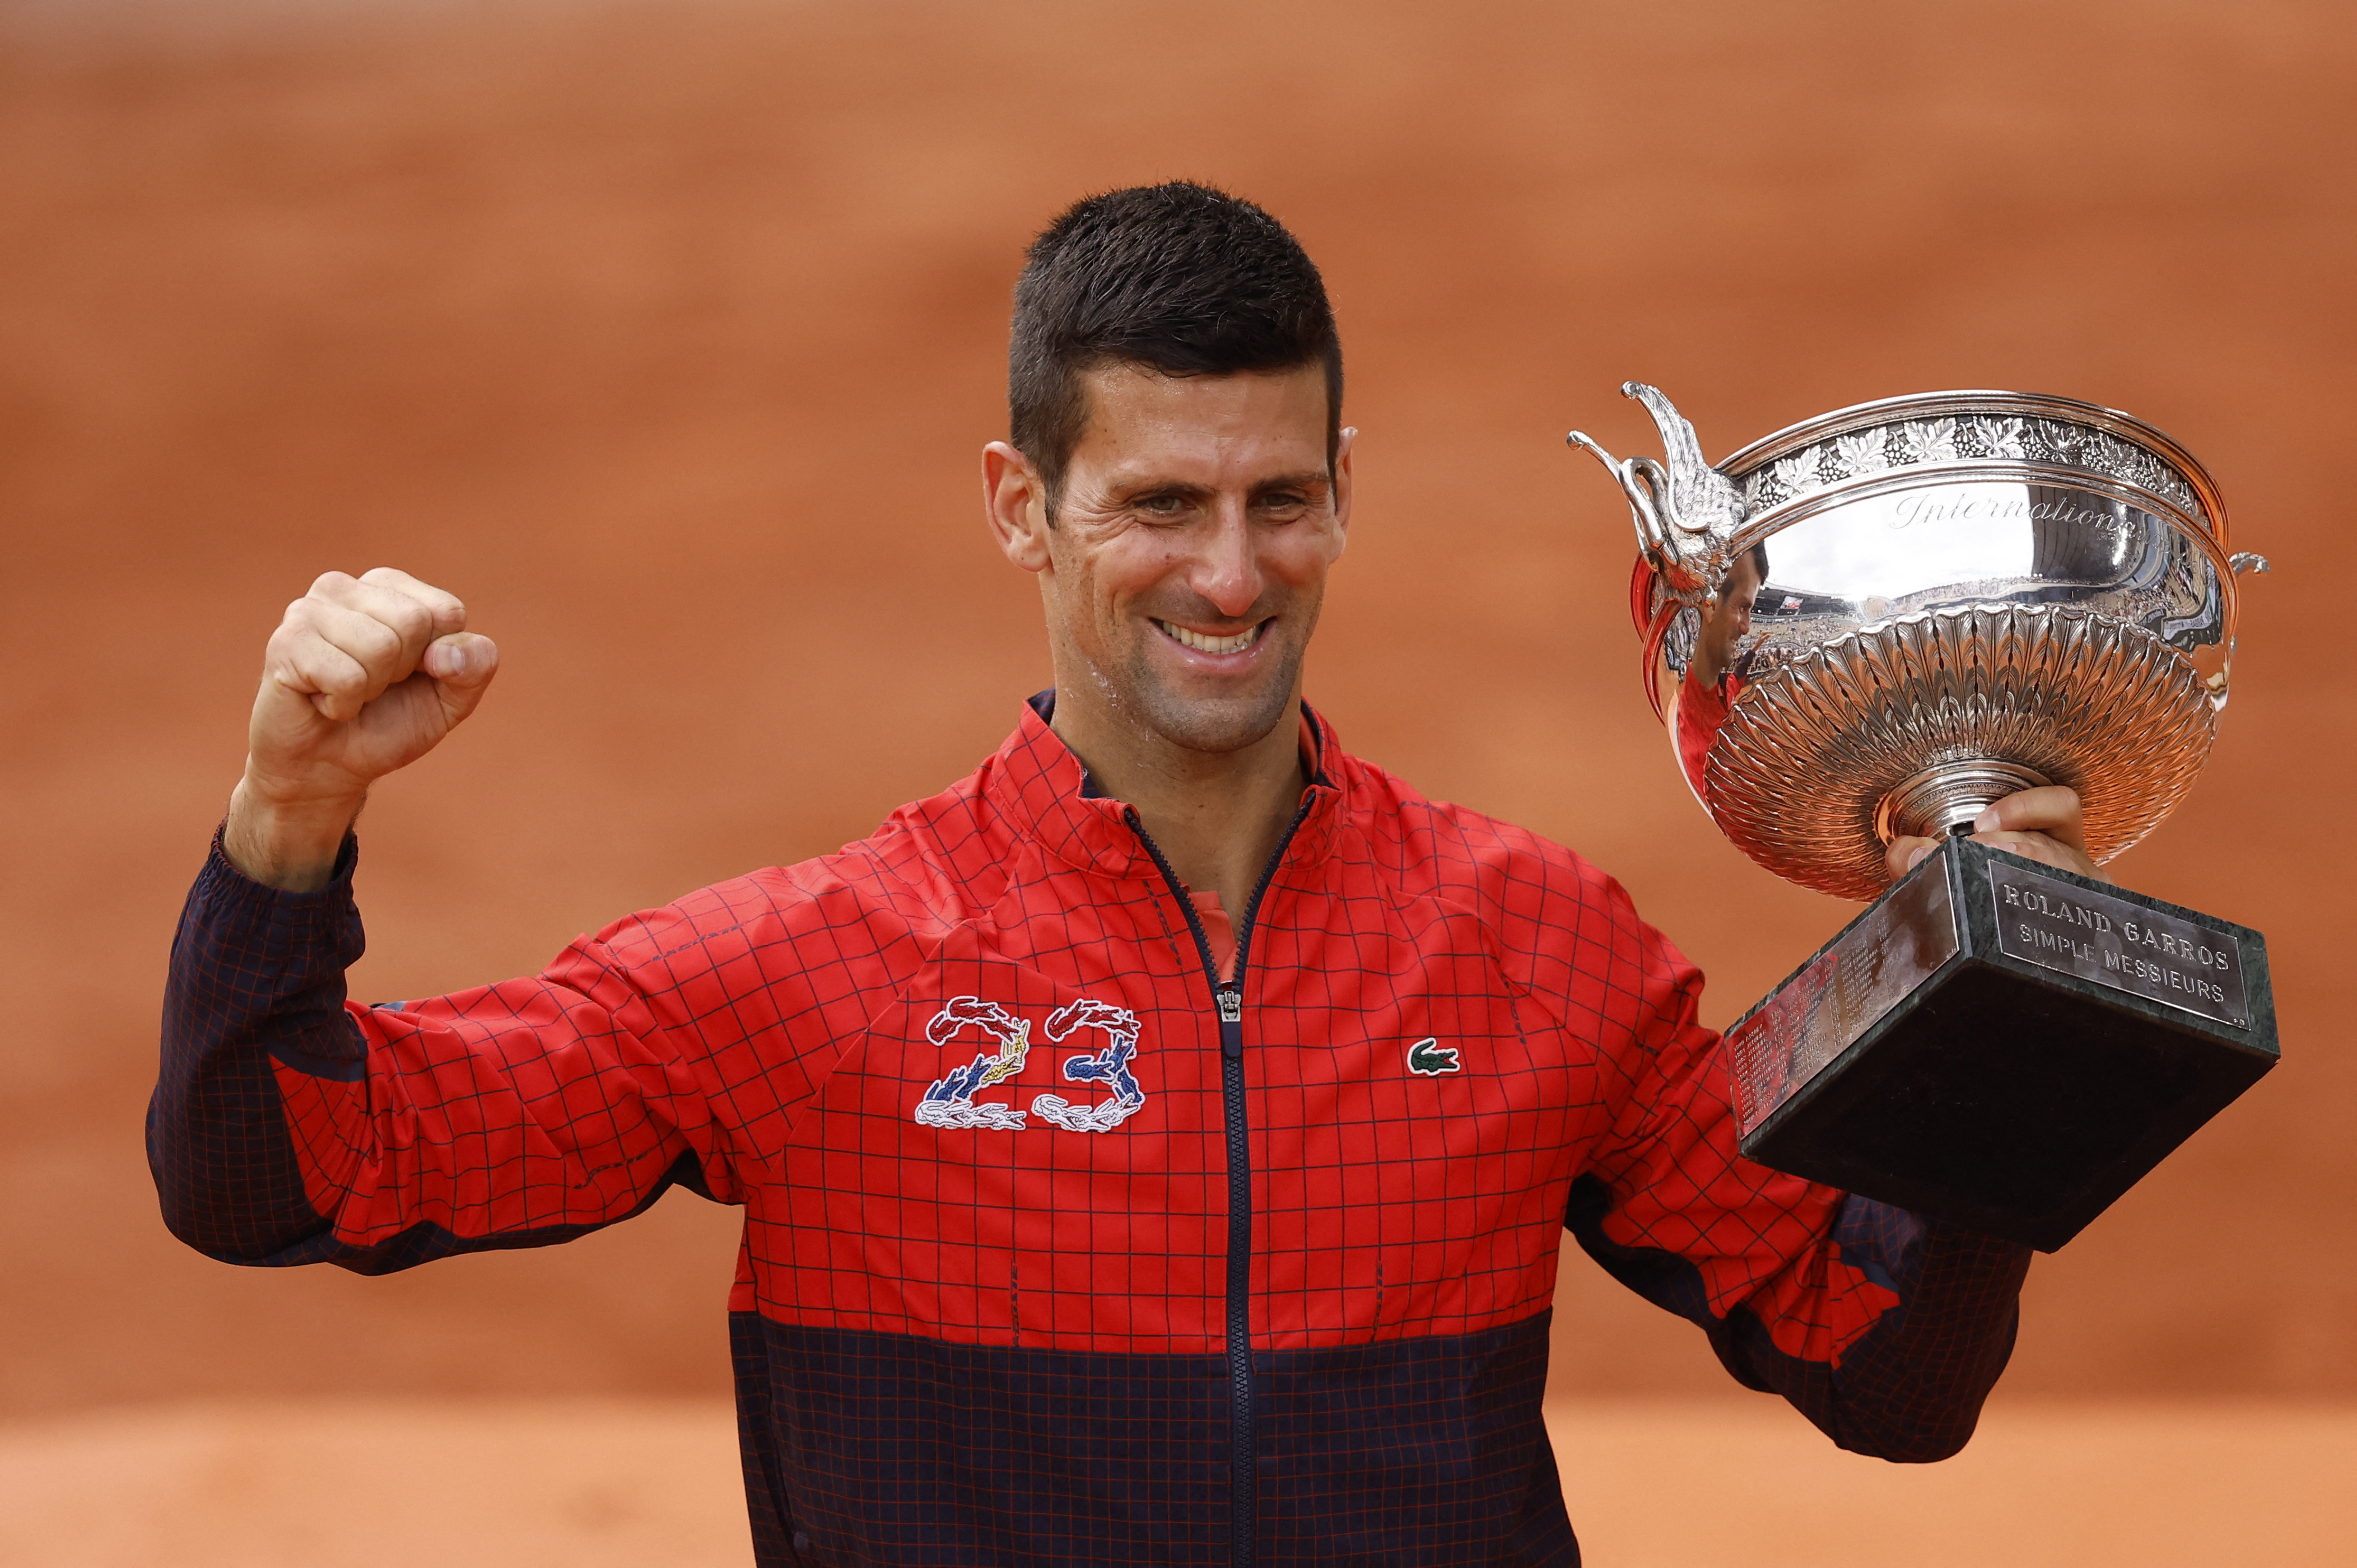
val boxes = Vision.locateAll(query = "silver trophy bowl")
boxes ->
[1569,384,2266,900]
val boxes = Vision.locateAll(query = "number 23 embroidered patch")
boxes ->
[914,996,1147,1132]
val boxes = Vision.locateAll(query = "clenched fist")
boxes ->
[223,568,499,890]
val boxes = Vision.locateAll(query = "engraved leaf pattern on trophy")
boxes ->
[1902,417,1958,464]
[2033,418,2082,463]
[1771,452,1815,503]
[1735,412,2204,526]
[2099,435,2138,485]
[2080,431,2123,482]
[2080,429,2186,512]
[1836,430,1888,478]
[2165,466,2197,515]
[1965,416,2025,459]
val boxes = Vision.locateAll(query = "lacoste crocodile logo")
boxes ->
[1406,1037,1460,1076]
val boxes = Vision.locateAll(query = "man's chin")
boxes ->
[1130,680,1299,757]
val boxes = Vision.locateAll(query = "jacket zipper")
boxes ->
[1124,798,1313,1568]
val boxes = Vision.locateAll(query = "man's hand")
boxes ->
[1884,785,2108,885]
[222,568,498,891]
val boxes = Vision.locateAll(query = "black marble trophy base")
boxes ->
[1726,835,2277,1252]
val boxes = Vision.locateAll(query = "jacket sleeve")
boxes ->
[1561,885,2031,1463]
[150,831,733,1273]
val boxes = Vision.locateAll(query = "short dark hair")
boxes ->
[1009,182,1343,516]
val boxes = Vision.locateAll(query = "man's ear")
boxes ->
[1330,426,1358,549]
[982,442,1052,573]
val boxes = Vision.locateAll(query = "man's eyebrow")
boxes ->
[1105,469,1333,504]
[1249,470,1333,496]
[1116,477,1216,500]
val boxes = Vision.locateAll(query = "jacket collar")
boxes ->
[981,692,1345,881]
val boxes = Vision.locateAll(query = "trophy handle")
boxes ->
[1568,382,1746,600]
[1565,431,1673,567]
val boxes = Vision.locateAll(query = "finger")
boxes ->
[311,573,453,673]
[1885,834,1940,880]
[268,624,374,722]
[292,599,424,710]
[421,632,500,727]
[1971,828,2111,884]
[1974,785,2087,852]
[352,567,468,638]
[421,631,494,685]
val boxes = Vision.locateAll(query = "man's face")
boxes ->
[1695,548,1763,685]
[995,362,1350,755]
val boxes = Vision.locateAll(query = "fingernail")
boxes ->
[1973,807,1997,832]
[425,642,458,678]
[1906,844,1930,871]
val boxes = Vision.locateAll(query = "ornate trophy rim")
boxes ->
[1713,388,2229,542]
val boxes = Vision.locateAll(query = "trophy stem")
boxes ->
[1874,759,2052,843]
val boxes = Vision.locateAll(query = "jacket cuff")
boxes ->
[198,822,360,909]
[182,824,368,1077]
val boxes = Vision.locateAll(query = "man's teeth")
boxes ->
[1159,621,1259,656]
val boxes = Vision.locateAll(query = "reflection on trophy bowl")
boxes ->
[1583,386,2261,900]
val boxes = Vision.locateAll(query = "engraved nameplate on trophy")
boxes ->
[1569,384,2280,1250]
[1983,860,2249,1027]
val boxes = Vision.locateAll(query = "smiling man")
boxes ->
[153,184,2084,1566]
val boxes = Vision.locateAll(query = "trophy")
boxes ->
[1569,385,2279,1250]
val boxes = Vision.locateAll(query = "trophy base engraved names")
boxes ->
[1726,834,2275,1251]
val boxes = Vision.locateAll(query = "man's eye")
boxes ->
[1136,495,1187,516]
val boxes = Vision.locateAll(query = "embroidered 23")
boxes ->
[914,996,1148,1133]
[1032,999,1147,1133]
[914,997,1033,1130]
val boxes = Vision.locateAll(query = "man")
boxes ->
[155,183,2095,1565]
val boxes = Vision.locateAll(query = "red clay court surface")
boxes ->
[2,1,2352,1561]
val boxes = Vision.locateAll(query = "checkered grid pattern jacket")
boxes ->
[153,697,2030,1567]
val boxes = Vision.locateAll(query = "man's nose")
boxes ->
[1190,505,1264,619]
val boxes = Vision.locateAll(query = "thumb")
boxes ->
[1973,784,2087,852]
[1885,833,1939,881]
[422,632,500,727]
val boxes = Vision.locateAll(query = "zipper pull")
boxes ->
[1216,986,1243,1059]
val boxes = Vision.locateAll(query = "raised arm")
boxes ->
[152,571,725,1271]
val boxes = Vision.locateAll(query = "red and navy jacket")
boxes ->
[152,697,2030,1567]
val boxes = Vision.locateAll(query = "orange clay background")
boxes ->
[1,2,2353,1562]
